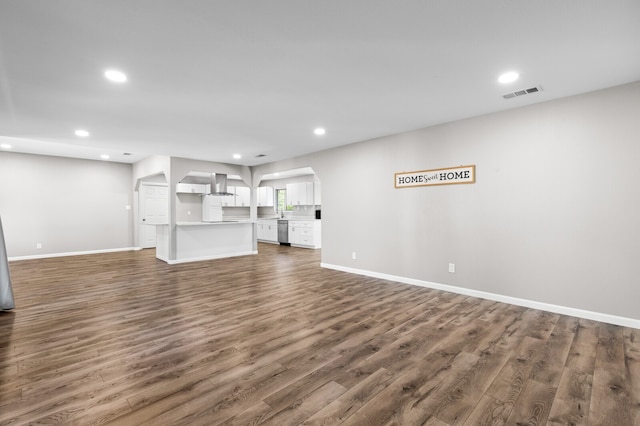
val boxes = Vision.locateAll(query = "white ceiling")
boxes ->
[1,1,639,166]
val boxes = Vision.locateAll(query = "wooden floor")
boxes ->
[0,244,638,425]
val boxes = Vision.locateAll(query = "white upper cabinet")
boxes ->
[257,186,274,207]
[286,182,316,206]
[285,183,299,206]
[235,186,250,207]
[313,181,321,205]
[219,186,250,207]
[220,187,235,206]
[176,183,207,194]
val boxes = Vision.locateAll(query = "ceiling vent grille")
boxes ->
[503,85,542,99]
[255,154,266,158]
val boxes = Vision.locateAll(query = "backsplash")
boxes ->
[281,205,319,220]
[222,206,250,220]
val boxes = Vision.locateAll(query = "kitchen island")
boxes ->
[156,221,257,264]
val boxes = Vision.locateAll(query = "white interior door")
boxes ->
[139,185,168,248]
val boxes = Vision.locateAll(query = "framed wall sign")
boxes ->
[395,165,475,188]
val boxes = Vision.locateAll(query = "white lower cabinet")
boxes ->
[288,220,321,249]
[257,220,278,243]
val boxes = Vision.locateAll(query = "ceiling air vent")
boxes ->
[503,85,542,99]
[255,154,266,157]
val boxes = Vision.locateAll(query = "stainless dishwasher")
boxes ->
[277,220,290,245]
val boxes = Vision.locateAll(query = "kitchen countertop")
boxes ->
[258,218,320,221]
[176,221,254,226]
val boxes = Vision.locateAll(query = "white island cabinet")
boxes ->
[156,221,257,264]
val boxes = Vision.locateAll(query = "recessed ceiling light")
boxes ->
[104,69,127,83]
[75,129,90,137]
[100,154,110,160]
[498,71,519,84]
[314,127,326,136]
[274,172,280,177]
[0,143,11,149]
[233,154,242,159]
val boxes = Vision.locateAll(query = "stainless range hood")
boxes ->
[208,173,235,196]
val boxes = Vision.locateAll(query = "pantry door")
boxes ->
[139,184,168,248]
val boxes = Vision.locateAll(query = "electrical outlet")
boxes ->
[36,243,42,249]
[448,263,455,273]
[352,252,357,260]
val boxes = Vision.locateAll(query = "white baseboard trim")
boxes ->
[321,263,640,330]
[9,247,142,262]
[160,250,258,265]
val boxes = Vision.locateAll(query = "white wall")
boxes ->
[0,152,134,257]
[252,81,640,324]
[175,194,203,222]
[3,82,638,324]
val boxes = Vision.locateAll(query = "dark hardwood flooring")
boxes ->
[0,243,638,425]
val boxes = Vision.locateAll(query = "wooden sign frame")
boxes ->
[395,165,476,188]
